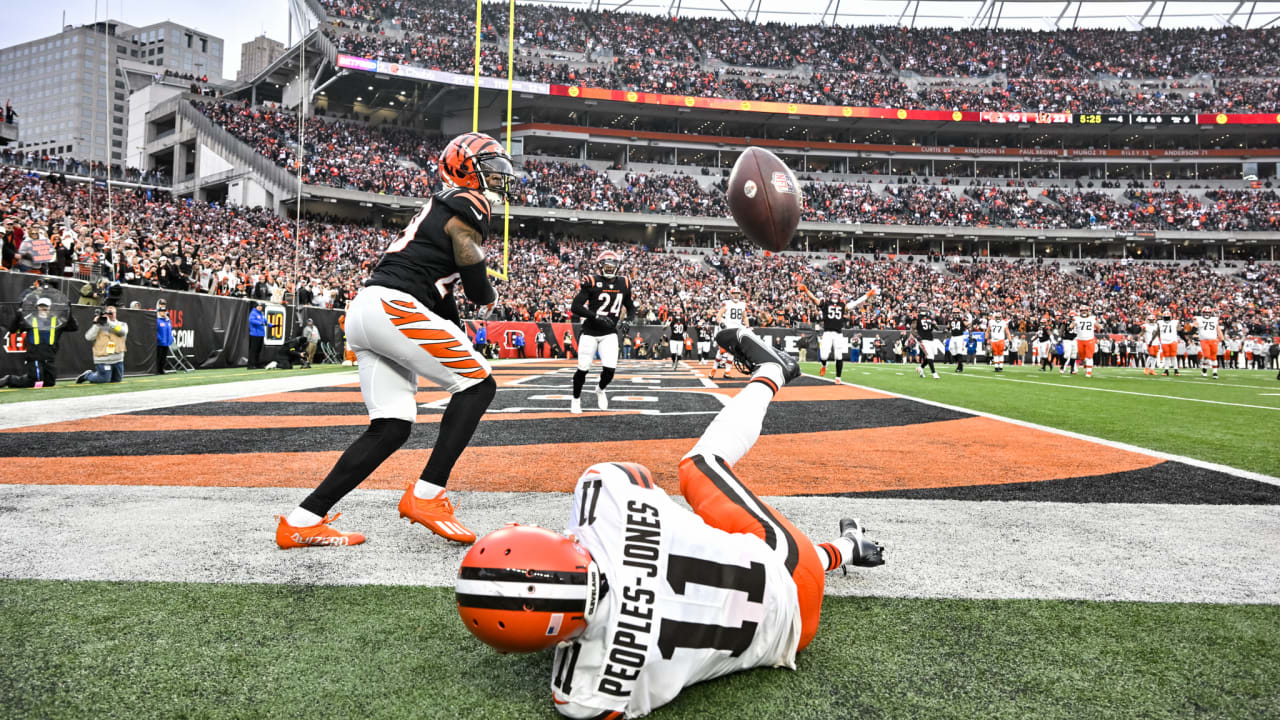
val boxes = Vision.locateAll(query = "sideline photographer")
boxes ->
[0,294,78,388]
[77,304,129,384]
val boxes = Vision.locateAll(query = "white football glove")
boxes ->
[477,302,497,320]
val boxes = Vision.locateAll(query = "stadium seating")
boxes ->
[316,0,1280,113]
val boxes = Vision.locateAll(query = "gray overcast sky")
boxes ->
[0,0,292,77]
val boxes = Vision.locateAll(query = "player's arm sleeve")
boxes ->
[571,285,594,320]
[445,216,496,306]
[621,282,636,318]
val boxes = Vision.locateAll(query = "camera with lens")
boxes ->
[94,308,110,325]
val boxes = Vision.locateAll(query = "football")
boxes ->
[727,146,803,252]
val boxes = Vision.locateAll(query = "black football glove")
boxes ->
[617,320,631,337]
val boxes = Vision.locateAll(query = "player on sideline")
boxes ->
[275,132,515,548]
[667,311,688,371]
[1072,305,1099,378]
[455,328,886,718]
[1194,306,1224,379]
[946,309,968,373]
[569,250,636,414]
[1157,310,1181,376]
[987,310,1010,373]
[799,284,876,384]
[913,305,942,379]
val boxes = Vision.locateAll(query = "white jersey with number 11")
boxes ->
[550,463,801,719]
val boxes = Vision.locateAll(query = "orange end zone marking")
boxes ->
[2,417,1160,493]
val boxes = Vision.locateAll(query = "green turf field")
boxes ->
[0,365,352,404]
[802,362,1280,477]
[1,580,1276,720]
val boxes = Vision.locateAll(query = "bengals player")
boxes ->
[569,250,636,413]
[275,131,516,549]
[456,329,884,718]
[798,284,875,384]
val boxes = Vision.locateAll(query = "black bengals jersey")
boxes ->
[366,187,491,318]
[1037,325,1052,343]
[915,315,936,340]
[819,300,848,332]
[572,274,636,336]
[1060,320,1077,341]
[669,319,687,340]
[948,316,967,337]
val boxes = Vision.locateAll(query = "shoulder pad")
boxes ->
[442,188,492,229]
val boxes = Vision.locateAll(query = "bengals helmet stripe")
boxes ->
[440,132,516,199]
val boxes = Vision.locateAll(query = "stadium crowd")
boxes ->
[0,165,390,306]
[316,0,1280,113]
[4,163,1276,341]
[195,101,446,197]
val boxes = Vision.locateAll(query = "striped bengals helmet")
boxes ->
[456,524,600,654]
[597,250,620,278]
[439,132,516,200]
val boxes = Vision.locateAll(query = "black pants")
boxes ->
[248,335,264,368]
[156,345,169,374]
[5,358,56,387]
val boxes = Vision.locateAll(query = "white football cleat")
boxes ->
[932,373,940,379]
[596,388,609,411]
[570,397,582,414]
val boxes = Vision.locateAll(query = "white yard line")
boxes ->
[803,369,1280,487]
[1,485,1275,604]
[946,369,1280,412]
[0,371,360,430]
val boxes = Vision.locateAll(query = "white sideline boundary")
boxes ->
[802,369,1280,487]
[0,370,361,430]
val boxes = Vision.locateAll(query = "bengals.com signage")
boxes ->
[336,54,1280,126]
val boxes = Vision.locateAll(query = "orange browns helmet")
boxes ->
[439,132,517,200]
[456,524,601,654]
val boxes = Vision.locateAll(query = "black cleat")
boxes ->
[839,517,885,570]
[715,328,800,384]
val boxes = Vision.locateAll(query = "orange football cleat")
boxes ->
[398,486,477,544]
[275,513,366,549]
